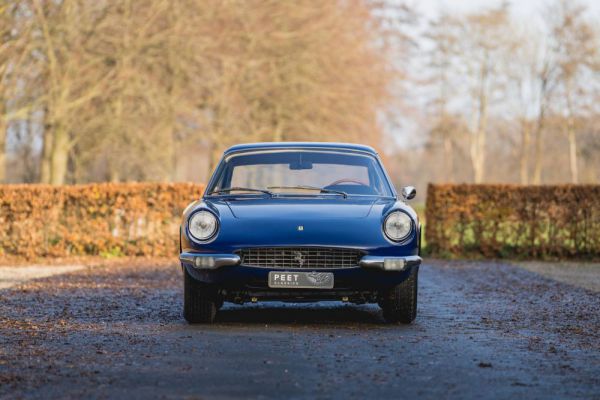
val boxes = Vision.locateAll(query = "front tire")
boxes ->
[183,268,218,324]
[380,266,418,324]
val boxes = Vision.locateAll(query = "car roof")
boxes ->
[224,142,378,155]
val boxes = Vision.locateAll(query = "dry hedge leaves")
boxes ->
[0,183,204,259]
[4,182,598,261]
[425,184,600,259]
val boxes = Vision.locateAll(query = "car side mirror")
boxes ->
[401,186,416,200]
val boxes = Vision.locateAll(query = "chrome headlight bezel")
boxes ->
[383,210,414,242]
[187,209,219,242]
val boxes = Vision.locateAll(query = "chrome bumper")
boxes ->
[180,252,421,271]
[180,252,240,269]
[358,255,421,271]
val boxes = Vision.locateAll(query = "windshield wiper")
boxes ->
[208,187,273,197]
[267,185,347,199]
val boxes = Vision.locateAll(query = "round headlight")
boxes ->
[188,210,218,241]
[384,211,413,241]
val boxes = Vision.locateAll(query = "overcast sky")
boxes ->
[414,0,600,20]
[384,0,600,151]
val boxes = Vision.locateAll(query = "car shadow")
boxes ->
[0,264,405,328]
[212,302,387,326]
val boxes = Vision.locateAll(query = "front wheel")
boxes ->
[380,266,418,324]
[183,268,218,324]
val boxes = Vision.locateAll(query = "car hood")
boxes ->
[224,197,377,219]
[185,196,418,252]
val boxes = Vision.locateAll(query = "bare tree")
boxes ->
[26,0,115,184]
[450,6,516,183]
[0,2,18,183]
[423,12,463,182]
[0,2,6,183]
[548,0,597,183]
[2,1,599,186]
[506,28,547,185]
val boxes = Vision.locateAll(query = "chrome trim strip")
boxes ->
[223,148,378,161]
[358,255,421,270]
[179,253,241,269]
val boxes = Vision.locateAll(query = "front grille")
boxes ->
[238,247,363,269]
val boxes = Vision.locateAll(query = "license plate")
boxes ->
[268,271,334,289]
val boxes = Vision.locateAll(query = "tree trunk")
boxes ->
[532,120,544,185]
[520,120,530,185]
[470,61,488,184]
[443,134,454,183]
[474,122,487,184]
[532,77,548,185]
[210,140,222,175]
[567,118,578,184]
[470,106,487,184]
[109,168,120,183]
[40,125,54,184]
[49,125,69,185]
[564,84,578,184]
[0,116,6,184]
[469,123,478,183]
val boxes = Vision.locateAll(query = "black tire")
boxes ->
[183,268,218,324]
[380,266,418,324]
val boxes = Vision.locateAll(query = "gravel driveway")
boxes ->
[1,260,599,399]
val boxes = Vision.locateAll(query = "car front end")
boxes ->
[179,143,421,323]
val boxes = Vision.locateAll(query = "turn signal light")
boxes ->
[383,258,406,271]
[195,257,216,269]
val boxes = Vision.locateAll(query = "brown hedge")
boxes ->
[0,183,204,260]
[425,184,600,259]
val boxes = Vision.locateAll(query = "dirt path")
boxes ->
[0,265,85,290]
[0,260,598,399]
[511,261,600,292]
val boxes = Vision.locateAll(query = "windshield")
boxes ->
[207,150,393,197]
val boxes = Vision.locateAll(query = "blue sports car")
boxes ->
[179,142,421,323]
